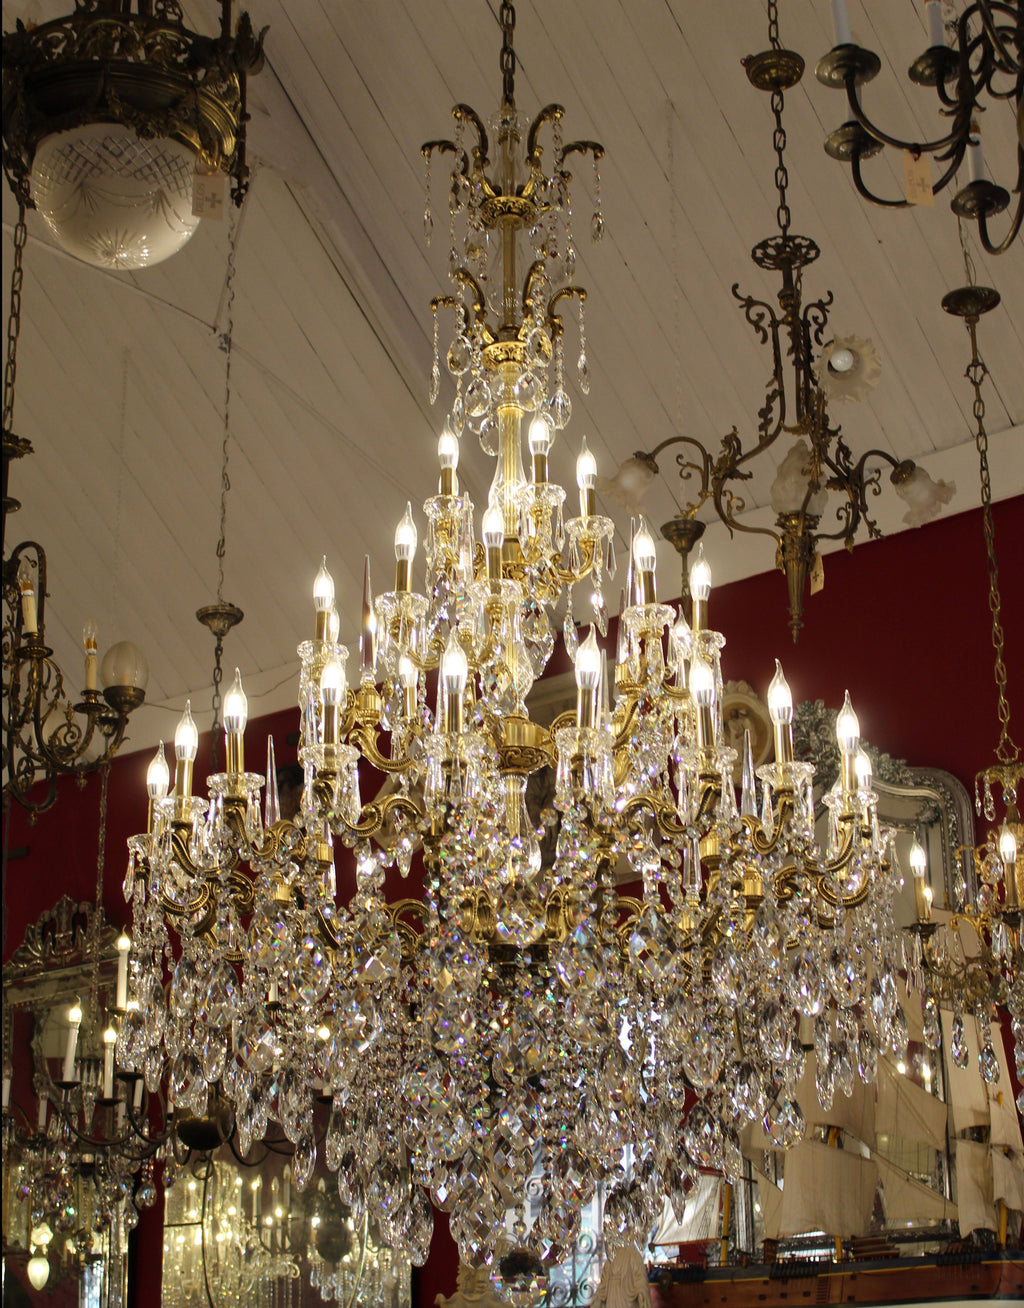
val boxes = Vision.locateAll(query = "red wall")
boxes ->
[4,495,1022,1302]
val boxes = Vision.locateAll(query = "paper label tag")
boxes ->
[903,151,935,207]
[192,167,226,220]
[809,552,825,596]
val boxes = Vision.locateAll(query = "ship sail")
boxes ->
[651,1175,722,1246]
[875,1056,947,1150]
[753,1142,877,1241]
[874,1154,958,1226]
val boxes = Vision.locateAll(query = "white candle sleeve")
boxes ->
[926,1,945,47]
[832,0,852,44]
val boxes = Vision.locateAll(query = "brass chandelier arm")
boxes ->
[525,103,565,168]
[452,103,490,163]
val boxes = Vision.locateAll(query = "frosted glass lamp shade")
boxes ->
[101,641,149,694]
[31,123,200,269]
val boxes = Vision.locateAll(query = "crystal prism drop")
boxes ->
[740,731,757,818]
[264,736,280,826]
[591,210,604,243]
[423,207,434,244]
[430,361,441,406]
[577,351,590,395]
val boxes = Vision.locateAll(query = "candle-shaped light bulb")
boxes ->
[999,822,1018,867]
[17,558,37,637]
[689,654,715,708]
[147,742,170,800]
[632,516,658,605]
[482,502,505,581]
[689,652,716,750]
[854,747,873,789]
[173,701,199,800]
[320,656,347,748]
[327,605,341,643]
[909,835,931,917]
[399,654,418,718]
[575,626,601,728]
[441,630,469,733]
[689,544,712,631]
[83,618,99,691]
[313,556,335,640]
[394,503,417,592]
[222,668,248,774]
[438,424,460,496]
[529,415,553,483]
[768,660,795,765]
[62,1003,83,1082]
[576,436,597,517]
[1000,822,1020,908]
[836,690,860,752]
[115,932,131,1010]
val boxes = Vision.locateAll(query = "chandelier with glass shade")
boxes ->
[2,1,265,270]
[118,3,921,1287]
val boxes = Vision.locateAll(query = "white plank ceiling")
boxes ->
[3,0,1022,754]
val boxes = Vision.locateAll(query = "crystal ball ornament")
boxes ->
[30,123,201,269]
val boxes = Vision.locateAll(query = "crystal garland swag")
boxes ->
[116,3,919,1274]
[120,526,913,1268]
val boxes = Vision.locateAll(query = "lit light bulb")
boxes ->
[394,503,418,592]
[174,701,199,762]
[632,516,658,604]
[999,822,1018,868]
[27,1254,50,1291]
[767,660,793,726]
[313,557,335,612]
[529,415,553,456]
[327,605,341,643]
[437,425,460,470]
[481,503,505,550]
[319,657,347,706]
[222,668,248,735]
[147,742,170,800]
[394,503,418,561]
[441,631,469,697]
[854,748,873,789]
[689,544,712,602]
[438,424,460,495]
[574,626,602,692]
[576,436,597,516]
[909,838,927,878]
[689,654,715,708]
[836,690,860,752]
[399,655,417,691]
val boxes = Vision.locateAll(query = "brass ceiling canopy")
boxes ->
[2,0,266,268]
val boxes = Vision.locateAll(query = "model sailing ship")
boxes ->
[648,1011,1023,1306]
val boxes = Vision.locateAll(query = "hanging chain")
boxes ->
[955,214,1017,764]
[215,208,239,607]
[3,203,27,437]
[88,763,111,1025]
[500,1,516,106]
[765,0,791,237]
[964,316,1019,765]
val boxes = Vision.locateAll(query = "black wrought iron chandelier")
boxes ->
[815,0,1022,255]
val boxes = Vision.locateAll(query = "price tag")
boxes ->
[903,151,934,207]
[809,551,825,596]
[192,167,226,220]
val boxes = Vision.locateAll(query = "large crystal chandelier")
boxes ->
[119,2,916,1284]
